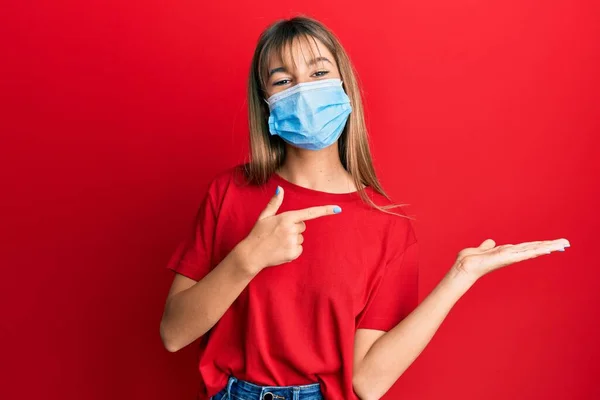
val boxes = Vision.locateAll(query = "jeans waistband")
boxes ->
[215,375,323,400]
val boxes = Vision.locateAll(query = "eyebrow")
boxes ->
[268,56,333,77]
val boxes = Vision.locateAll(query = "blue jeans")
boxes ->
[210,375,324,400]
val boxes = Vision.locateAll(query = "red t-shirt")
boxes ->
[166,165,419,400]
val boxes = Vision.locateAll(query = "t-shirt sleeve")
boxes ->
[356,235,420,332]
[165,187,218,282]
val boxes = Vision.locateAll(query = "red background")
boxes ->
[1,1,598,399]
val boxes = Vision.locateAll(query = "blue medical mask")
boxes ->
[265,78,352,150]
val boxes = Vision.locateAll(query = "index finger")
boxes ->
[283,205,342,222]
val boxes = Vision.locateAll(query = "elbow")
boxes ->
[160,320,183,353]
[163,339,181,353]
[352,375,380,400]
[160,313,209,353]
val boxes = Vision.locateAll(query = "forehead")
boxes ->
[266,35,334,72]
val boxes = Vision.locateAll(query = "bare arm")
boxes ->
[160,185,341,353]
[352,238,569,400]
[160,242,257,352]
[352,267,474,400]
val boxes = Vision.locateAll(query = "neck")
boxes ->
[277,142,358,194]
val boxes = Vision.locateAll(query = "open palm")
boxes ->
[454,238,571,281]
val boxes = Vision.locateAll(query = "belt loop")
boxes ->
[293,386,300,400]
[226,375,236,395]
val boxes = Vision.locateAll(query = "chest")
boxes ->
[212,196,389,308]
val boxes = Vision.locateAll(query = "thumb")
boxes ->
[258,185,284,220]
[478,238,496,250]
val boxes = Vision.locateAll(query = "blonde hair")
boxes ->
[244,15,412,218]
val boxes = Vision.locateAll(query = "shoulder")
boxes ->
[392,211,417,247]
[205,164,249,193]
[363,188,418,249]
[364,187,416,226]
[203,163,266,208]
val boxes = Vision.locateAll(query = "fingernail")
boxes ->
[558,248,565,251]
[275,186,280,195]
[333,206,342,214]
[564,244,570,248]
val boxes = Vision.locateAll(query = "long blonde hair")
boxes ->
[244,15,411,218]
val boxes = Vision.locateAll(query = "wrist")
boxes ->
[445,264,479,293]
[232,238,263,277]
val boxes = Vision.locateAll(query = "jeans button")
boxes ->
[263,393,274,400]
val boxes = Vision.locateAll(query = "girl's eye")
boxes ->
[273,70,329,86]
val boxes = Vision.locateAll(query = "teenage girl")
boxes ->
[159,15,570,400]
